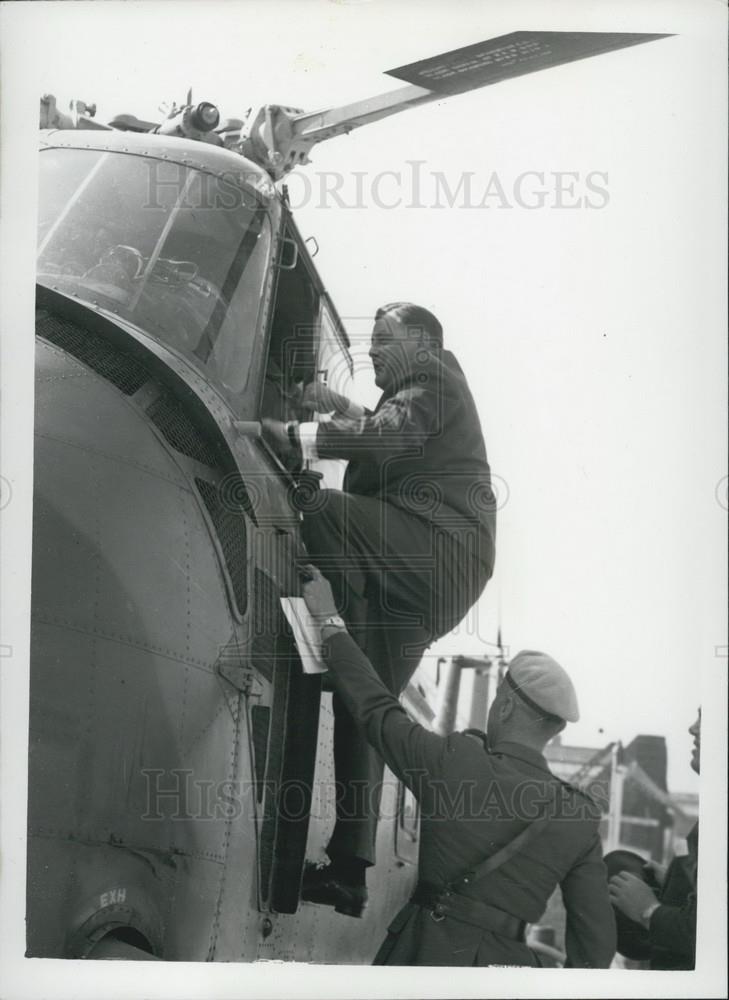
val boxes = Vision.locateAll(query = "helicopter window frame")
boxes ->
[315,294,354,396]
[258,214,323,471]
[298,295,355,491]
[257,206,356,479]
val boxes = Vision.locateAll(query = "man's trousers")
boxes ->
[302,489,491,866]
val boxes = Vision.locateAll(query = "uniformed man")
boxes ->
[609,712,700,969]
[300,565,616,967]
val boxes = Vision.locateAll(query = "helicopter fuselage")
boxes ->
[29,130,422,961]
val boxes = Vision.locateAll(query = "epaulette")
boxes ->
[557,776,604,817]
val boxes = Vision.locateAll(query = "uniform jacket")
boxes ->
[324,631,617,967]
[648,823,698,970]
[314,348,496,574]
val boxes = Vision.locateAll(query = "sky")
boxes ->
[0,1,726,996]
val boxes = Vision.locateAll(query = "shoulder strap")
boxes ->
[452,790,558,890]
[467,815,552,884]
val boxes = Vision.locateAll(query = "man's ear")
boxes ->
[498,695,516,722]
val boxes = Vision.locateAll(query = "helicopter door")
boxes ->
[304,297,354,490]
[260,236,318,465]
[248,230,324,914]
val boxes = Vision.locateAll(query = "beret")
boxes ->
[506,649,580,723]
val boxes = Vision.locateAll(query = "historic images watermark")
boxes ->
[143,159,610,212]
[141,769,608,823]
[284,163,610,211]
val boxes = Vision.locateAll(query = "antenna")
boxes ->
[496,575,503,660]
[496,610,508,682]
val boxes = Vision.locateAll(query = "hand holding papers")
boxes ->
[280,596,328,675]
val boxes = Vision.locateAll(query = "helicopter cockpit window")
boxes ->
[37,148,270,395]
[317,301,354,403]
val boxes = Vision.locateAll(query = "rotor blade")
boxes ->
[251,29,673,178]
[291,30,672,144]
[292,84,435,142]
[385,30,673,96]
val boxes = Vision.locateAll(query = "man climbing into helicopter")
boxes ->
[263,301,496,914]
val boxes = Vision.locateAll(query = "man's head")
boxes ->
[370,302,443,390]
[689,710,701,774]
[486,650,579,750]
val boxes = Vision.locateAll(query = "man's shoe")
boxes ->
[301,863,368,918]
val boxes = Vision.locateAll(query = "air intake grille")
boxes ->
[148,395,222,469]
[195,478,247,615]
[36,310,150,395]
[250,568,287,682]
[250,705,271,803]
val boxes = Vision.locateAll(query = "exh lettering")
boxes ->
[99,888,127,907]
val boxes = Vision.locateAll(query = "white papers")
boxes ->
[280,596,329,675]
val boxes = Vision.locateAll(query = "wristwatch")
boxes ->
[319,615,347,634]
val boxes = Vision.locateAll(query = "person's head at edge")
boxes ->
[689,709,701,774]
[370,302,443,391]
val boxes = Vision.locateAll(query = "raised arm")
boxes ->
[303,382,437,463]
[301,382,367,420]
[301,566,446,795]
[262,354,452,464]
[322,629,447,795]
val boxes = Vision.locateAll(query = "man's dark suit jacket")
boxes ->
[315,347,496,575]
[648,823,698,970]
[323,630,617,967]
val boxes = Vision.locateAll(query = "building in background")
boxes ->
[545,733,698,860]
[406,649,506,736]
